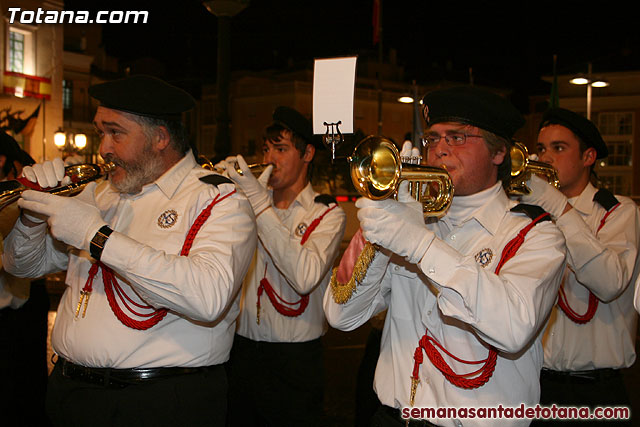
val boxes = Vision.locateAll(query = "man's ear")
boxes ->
[582,147,597,168]
[154,126,171,151]
[303,144,315,163]
[491,144,507,166]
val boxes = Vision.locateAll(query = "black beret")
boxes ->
[89,75,195,121]
[540,108,608,159]
[422,86,525,140]
[271,106,320,148]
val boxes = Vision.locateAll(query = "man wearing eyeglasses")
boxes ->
[521,108,640,425]
[324,86,566,426]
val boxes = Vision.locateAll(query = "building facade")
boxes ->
[1,0,64,162]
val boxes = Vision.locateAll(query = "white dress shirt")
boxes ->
[543,183,640,371]
[325,183,566,427]
[236,183,345,342]
[2,153,257,368]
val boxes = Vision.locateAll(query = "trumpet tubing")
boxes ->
[205,159,270,177]
[348,135,453,217]
[0,162,115,211]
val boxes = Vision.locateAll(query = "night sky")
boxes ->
[64,0,640,112]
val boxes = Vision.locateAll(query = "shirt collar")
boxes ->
[271,182,315,211]
[568,182,597,215]
[443,182,509,235]
[142,151,195,200]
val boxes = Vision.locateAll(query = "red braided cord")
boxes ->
[413,332,498,389]
[411,212,549,389]
[89,190,235,330]
[102,264,168,330]
[557,203,619,324]
[258,277,309,317]
[256,203,335,318]
[300,204,337,245]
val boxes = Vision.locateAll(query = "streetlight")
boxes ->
[569,62,609,120]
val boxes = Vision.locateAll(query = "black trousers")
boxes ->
[46,360,228,427]
[531,368,632,426]
[227,334,324,427]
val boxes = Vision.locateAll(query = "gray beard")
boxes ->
[105,150,165,194]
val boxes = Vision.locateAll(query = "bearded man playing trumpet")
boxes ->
[523,108,640,426]
[324,86,566,427]
[2,75,257,426]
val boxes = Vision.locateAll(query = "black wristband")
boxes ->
[90,225,113,261]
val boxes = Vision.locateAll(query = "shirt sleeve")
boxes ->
[256,204,346,295]
[556,200,640,302]
[418,220,567,353]
[323,242,392,332]
[2,218,69,278]
[99,193,257,323]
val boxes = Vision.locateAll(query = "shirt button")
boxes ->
[427,310,432,316]
[450,235,456,240]
[428,268,435,274]
[394,265,400,271]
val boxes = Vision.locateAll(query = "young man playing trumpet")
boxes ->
[324,86,566,427]
[522,108,640,424]
[218,106,346,426]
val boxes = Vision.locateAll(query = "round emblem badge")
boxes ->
[157,209,178,229]
[295,222,308,238]
[474,248,493,268]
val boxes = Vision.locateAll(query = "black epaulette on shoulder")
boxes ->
[199,174,234,187]
[510,203,552,223]
[593,188,619,211]
[315,194,337,206]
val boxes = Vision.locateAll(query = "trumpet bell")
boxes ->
[349,135,453,217]
[350,137,401,200]
[508,142,559,196]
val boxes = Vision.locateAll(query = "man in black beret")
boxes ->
[2,75,257,426]
[325,86,567,426]
[522,107,639,424]
[217,106,346,426]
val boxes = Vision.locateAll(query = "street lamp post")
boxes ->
[569,62,609,120]
[202,0,249,161]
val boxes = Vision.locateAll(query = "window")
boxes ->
[7,27,35,75]
[63,80,73,110]
[8,30,24,72]
[594,112,634,196]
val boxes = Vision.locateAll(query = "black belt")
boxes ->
[58,357,219,388]
[541,367,620,383]
[382,405,440,427]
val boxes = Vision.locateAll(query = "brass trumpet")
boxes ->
[0,162,115,211]
[508,142,559,196]
[348,135,453,217]
[198,155,270,177]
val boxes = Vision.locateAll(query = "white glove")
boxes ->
[520,174,567,219]
[18,182,106,251]
[356,181,435,263]
[21,158,71,189]
[226,155,273,215]
[212,156,238,178]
